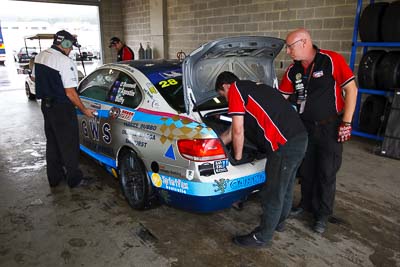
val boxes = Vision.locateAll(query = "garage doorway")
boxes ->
[0,0,102,77]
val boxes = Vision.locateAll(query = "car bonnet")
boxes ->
[182,36,284,113]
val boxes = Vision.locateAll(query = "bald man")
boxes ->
[279,28,357,233]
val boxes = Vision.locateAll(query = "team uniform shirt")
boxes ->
[228,80,306,155]
[279,48,355,122]
[33,46,78,103]
[117,45,134,61]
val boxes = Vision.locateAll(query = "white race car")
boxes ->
[77,36,284,212]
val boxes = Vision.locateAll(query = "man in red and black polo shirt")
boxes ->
[280,28,358,234]
[109,37,134,62]
[216,71,308,248]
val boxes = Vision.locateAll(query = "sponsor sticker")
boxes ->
[118,109,134,122]
[159,70,182,79]
[214,160,229,173]
[186,170,194,180]
[151,173,162,187]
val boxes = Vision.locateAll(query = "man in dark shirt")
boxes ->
[109,37,134,62]
[280,28,358,233]
[33,30,95,188]
[216,71,308,248]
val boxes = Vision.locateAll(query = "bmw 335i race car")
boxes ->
[78,36,284,212]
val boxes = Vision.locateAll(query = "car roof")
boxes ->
[117,59,182,76]
[109,59,183,84]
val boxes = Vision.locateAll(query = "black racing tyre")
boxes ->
[375,51,400,90]
[359,2,389,42]
[25,82,36,100]
[119,150,150,210]
[359,95,388,134]
[357,50,386,89]
[381,1,400,42]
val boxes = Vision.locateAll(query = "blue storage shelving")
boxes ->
[349,0,397,141]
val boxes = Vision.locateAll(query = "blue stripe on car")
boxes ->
[78,97,217,136]
[80,145,117,168]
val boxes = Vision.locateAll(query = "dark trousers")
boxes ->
[41,101,82,187]
[258,132,308,241]
[299,118,343,219]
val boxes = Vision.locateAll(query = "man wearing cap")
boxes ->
[109,37,134,62]
[32,30,95,188]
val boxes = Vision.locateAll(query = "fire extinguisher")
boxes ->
[138,43,145,59]
[145,43,152,59]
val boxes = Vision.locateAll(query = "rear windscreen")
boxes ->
[154,76,185,113]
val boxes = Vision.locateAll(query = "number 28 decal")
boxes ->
[159,79,178,88]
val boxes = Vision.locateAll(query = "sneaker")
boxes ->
[313,218,327,234]
[275,221,286,232]
[233,233,271,248]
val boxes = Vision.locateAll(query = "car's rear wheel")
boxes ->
[25,82,35,100]
[119,150,149,210]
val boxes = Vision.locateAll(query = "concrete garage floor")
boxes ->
[0,65,399,267]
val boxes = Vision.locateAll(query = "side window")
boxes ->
[106,72,142,109]
[79,69,119,101]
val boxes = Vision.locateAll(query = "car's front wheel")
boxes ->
[119,150,150,210]
[25,82,35,100]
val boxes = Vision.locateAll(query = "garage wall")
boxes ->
[166,0,357,78]
[122,0,151,58]
[117,0,358,78]
[100,0,124,63]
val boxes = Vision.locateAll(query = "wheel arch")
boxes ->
[116,145,154,195]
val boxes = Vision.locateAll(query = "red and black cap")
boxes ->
[109,37,121,48]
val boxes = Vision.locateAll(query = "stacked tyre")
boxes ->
[359,1,400,42]
[359,95,390,135]
[358,50,400,90]
[357,1,399,136]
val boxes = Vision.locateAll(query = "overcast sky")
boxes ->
[0,0,98,20]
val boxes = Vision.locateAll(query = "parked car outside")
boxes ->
[70,46,94,61]
[15,47,37,63]
[77,36,284,212]
[25,68,85,101]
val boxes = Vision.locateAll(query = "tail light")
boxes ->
[177,138,227,162]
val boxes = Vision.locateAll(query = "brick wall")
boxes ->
[99,0,124,63]
[122,0,151,59]
[111,0,369,79]
[166,0,358,78]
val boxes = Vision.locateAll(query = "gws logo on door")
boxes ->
[81,120,112,144]
[103,123,112,144]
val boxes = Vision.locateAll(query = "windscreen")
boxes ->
[153,76,185,113]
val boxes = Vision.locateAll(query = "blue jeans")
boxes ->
[257,132,308,242]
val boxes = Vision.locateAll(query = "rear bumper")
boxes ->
[149,171,266,212]
[155,185,262,212]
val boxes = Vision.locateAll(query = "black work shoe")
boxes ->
[290,206,305,217]
[275,221,286,232]
[233,233,271,248]
[72,177,95,188]
[313,219,327,234]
